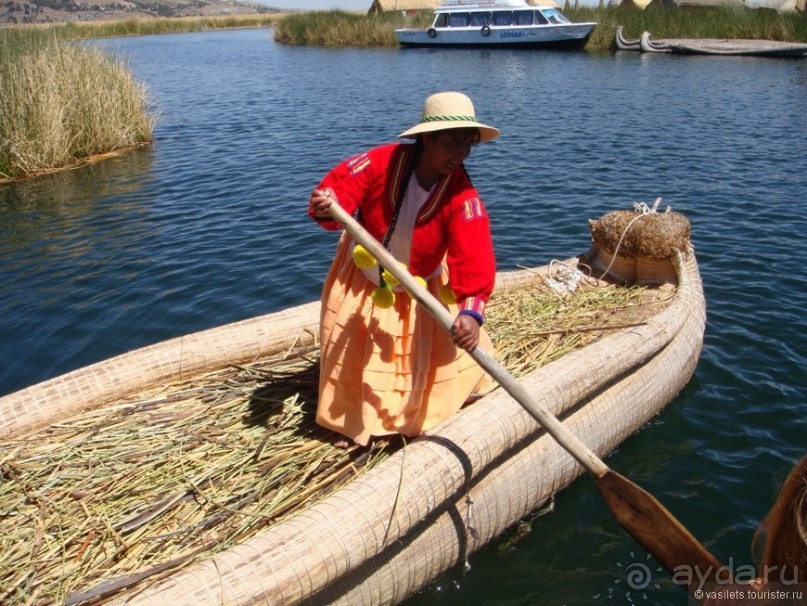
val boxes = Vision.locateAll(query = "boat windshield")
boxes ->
[540,8,571,24]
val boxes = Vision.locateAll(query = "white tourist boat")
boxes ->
[395,0,596,49]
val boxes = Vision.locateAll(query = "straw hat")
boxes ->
[398,92,499,143]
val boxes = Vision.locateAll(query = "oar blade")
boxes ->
[596,469,725,593]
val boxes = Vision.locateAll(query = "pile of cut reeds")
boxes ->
[487,268,667,379]
[0,274,669,605]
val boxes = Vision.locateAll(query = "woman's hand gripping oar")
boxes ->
[327,201,726,595]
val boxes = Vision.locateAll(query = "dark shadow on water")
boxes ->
[0,146,155,239]
[1,146,154,207]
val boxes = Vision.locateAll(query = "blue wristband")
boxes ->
[458,309,484,326]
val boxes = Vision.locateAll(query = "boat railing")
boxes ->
[438,0,529,8]
[440,0,490,5]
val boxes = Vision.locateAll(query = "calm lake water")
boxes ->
[1,28,805,605]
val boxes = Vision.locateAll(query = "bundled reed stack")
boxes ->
[585,202,692,284]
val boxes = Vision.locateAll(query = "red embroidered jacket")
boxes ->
[309,143,496,320]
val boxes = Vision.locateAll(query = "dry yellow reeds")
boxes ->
[0,30,154,182]
[488,272,668,378]
[0,351,392,604]
[0,278,667,605]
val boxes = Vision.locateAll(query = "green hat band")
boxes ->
[422,114,476,123]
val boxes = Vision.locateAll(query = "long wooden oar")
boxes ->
[327,202,725,594]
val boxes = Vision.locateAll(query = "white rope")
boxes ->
[463,494,475,572]
[632,196,669,215]
[546,259,586,293]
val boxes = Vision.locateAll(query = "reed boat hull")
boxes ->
[0,242,706,605]
[615,26,807,57]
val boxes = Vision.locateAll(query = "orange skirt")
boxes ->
[316,233,493,446]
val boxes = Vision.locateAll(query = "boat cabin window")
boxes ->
[469,11,491,27]
[490,10,539,26]
[492,11,512,26]
[433,13,447,27]
[513,10,533,26]
[447,12,470,27]
[534,10,548,24]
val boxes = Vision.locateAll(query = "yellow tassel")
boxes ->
[438,284,457,305]
[352,244,377,269]
[381,262,407,287]
[407,276,427,298]
[371,285,394,308]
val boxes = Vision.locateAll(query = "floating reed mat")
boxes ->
[0,276,671,605]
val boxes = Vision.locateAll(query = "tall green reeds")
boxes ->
[274,10,432,46]
[0,29,154,181]
[567,5,807,49]
[53,14,284,40]
[273,7,806,51]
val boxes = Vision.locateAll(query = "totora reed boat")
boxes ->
[0,206,705,605]
[615,26,807,57]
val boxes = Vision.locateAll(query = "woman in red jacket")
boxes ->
[308,91,499,447]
